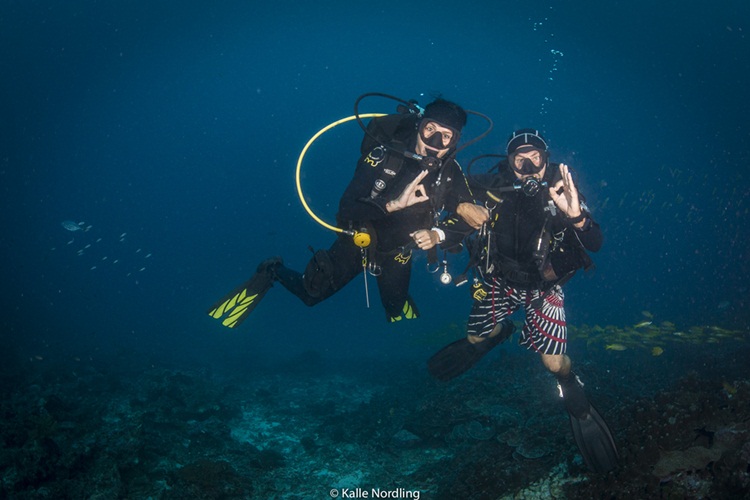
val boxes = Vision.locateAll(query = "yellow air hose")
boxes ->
[295,113,386,247]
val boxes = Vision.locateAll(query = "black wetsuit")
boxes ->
[274,114,473,321]
[472,163,603,286]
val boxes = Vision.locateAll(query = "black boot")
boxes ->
[557,372,590,419]
[270,260,326,307]
[256,257,283,278]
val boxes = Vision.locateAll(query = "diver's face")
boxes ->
[512,149,546,180]
[416,121,456,158]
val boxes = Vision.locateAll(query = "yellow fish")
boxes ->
[651,346,664,356]
[722,381,737,395]
[605,344,627,351]
[634,321,653,328]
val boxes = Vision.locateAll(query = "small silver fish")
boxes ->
[61,220,83,232]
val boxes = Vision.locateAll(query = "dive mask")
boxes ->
[419,120,460,154]
[510,147,546,176]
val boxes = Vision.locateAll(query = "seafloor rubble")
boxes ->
[1,343,749,499]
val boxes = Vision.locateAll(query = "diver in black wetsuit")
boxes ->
[209,98,487,325]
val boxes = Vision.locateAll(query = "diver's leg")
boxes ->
[529,285,617,472]
[467,278,520,342]
[272,264,313,304]
[376,254,417,321]
[274,235,360,306]
[554,361,619,473]
[524,284,575,387]
[520,285,567,356]
[541,353,572,377]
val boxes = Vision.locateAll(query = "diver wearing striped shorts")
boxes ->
[427,129,618,473]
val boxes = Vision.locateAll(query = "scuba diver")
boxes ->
[427,129,618,473]
[208,96,488,326]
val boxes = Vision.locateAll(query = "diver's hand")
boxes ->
[385,170,429,213]
[410,229,438,250]
[549,163,582,221]
[456,202,489,229]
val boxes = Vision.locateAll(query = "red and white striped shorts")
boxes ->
[466,277,567,355]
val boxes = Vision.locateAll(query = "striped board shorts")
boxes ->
[466,277,567,355]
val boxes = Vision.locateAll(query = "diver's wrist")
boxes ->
[573,216,591,231]
[566,211,586,224]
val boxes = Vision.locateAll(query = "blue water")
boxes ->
[2,1,749,497]
[4,0,746,359]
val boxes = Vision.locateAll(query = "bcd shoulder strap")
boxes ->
[361,113,418,155]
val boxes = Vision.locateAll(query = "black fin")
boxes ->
[568,404,619,473]
[207,267,275,328]
[388,296,420,322]
[427,319,515,381]
[560,375,619,473]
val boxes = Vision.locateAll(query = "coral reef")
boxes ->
[1,342,749,498]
